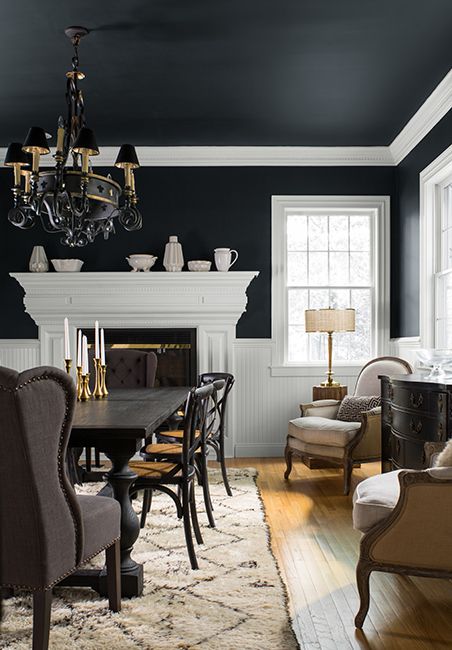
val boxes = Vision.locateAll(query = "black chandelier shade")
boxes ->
[22,127,50,155]
[5,27,142,247]
[115,144,140,168]
[4,143,29,166]
[72,127,99,156]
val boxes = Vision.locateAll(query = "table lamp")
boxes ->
[305,308,355,386]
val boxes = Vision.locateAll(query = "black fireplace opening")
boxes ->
[87,328,197,387]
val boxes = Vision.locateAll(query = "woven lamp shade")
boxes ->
[305,308,355,333]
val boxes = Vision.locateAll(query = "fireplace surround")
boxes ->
[11,271,258,455]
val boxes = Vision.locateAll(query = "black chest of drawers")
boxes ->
[380,374,452,472]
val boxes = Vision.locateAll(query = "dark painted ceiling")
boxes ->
[1,1,451,147]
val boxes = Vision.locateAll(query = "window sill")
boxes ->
[270,363,364,378]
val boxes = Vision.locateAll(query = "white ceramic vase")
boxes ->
[163,235,184,272]
[29,246,49,273]
[214,248,238,272]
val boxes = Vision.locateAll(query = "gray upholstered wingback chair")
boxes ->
[284,356,412,495]
[0,366,121,650]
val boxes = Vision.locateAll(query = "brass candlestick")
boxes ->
[93,358,103,399]
[80,373,91,401]
[101,364,108,397]
[64,358,72,374]
[76,366,83,401]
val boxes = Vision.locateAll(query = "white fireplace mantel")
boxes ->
[11,270,259,381]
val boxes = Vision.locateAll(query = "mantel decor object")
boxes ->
[163,235,184,272]
[29,245,49,272]
[4,26,142,247]
[51,259,84,272]
[305,308,355,387]
[214,248,238,272]
[126,254,158,272]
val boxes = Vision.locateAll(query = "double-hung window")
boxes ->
[434,178,452,347]
[271,196,390,374]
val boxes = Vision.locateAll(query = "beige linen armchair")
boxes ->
[353,441,452,628]
[284,356,412,495]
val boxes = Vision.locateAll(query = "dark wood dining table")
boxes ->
[66,386,189,597]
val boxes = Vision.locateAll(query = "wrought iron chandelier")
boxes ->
[4,26,142,247]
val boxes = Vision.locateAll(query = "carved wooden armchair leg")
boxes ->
[343,455,354,495]
[33,590,52,650]
[284,443,293,479]
[354,560,372,629]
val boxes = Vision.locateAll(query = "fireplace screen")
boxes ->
[88,328,197,387]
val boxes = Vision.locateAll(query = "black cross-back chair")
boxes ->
[129,383,213,570]
[158,372,235,496]
[198,372,235,496]
[140,379,225,529]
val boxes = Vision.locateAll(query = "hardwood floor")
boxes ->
[226,458,452,650]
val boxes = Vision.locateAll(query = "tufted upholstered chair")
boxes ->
[86,349,158,471]
[353,441,452,628]
[104,349,158,389]
[0,365,121,650]
[284,357,412,495]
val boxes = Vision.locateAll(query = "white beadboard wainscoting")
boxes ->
[0,340,40,371]
[232,339,361,457]
[0,337,418,458]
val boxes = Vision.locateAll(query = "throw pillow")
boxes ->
[337,395,381,422]
[435,439,452,467]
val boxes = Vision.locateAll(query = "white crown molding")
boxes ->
[390,68,452,165]
[0,69,449,168]
[0,145,394,167]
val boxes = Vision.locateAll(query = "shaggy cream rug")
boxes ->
[1,467,298,650]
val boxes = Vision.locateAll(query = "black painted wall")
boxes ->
[0,166,395,339]
[393,109,452,338]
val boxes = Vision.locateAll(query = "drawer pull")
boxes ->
[410,392,423,408]
[410,419,422,434]
[394,437,401,458]
[438,393,444,414]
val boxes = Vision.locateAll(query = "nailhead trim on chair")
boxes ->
[0,371,81,586]
[0,536,121,591]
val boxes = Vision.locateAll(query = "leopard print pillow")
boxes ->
[336,395,381,422]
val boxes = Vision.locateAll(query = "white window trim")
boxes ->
[420,144,452,348]
[271,195,390,377]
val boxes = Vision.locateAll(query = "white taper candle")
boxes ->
[64,317,70,360]
[77,329,82,367]
[100,328,105,365]
[82,335,89,375]
[94,320,99,358]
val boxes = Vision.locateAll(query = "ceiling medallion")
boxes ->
[4,26,142,247]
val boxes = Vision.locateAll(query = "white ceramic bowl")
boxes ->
[126,254,157,272]
[187,260,211,272]
[51,259,84,273]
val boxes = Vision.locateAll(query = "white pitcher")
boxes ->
[214,248,238,272]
